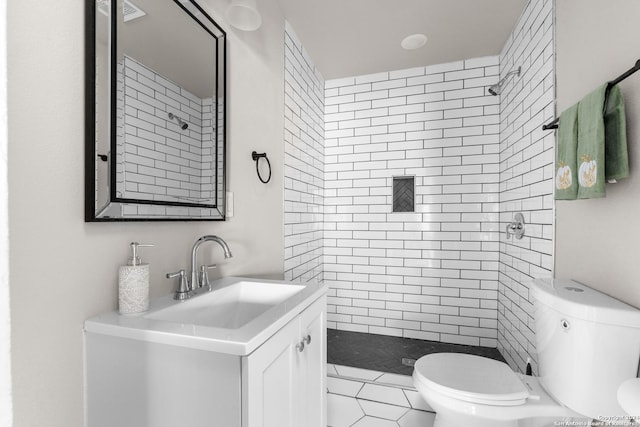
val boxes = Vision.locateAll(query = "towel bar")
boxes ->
[542,58,640,131]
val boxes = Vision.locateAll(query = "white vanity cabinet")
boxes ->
[242,296,326,427]
[84,279,326,427]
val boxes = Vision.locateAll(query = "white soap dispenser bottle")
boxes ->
[118,242,153,315]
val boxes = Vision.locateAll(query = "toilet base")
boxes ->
[433,411,517,427]
[434,413,587,427]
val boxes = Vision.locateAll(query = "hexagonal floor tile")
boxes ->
[328,393,364,427]
[352,416,399,427]
[398,409,436,427]
[359,399,409,421]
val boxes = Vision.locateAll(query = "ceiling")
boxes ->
[120,0,222,98]
[276,0,528,80]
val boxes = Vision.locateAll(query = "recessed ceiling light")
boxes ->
[401,34,428,50]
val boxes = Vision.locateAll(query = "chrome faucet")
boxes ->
[189,235,232,292]
[167,235,232,300]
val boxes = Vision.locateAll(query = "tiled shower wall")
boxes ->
[497,0,555,373]
[323,58,503,346]
[283,23,325,283]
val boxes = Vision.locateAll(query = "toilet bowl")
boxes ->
[412,278,640,427]
[412,353,582,427]
[618,378,640,424]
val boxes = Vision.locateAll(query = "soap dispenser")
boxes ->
[118,242,153,315]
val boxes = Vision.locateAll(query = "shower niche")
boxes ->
[85,0,227,221]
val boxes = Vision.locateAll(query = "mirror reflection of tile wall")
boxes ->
[116,56,216,205]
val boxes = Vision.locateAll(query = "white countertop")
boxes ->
[84,277,327,356]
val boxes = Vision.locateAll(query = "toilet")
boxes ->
[413,278,640,427]
[618,378,640,424]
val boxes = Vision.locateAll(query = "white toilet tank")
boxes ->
[531,278,640,420]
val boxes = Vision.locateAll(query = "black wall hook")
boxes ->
[252,151,271,183]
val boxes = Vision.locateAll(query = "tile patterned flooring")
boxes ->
[327,364,435,427]
[326,329,510,426]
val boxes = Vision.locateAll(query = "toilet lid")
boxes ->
[414,353,530,406]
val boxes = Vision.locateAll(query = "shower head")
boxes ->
[488,85,501,96]
[168,112,189,130]
[488,66,521,96]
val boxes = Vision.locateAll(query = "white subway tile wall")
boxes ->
[324,57,502,347]
[284,23,325,283]
[497,0,555,373]
[119,56,215,204]
[216,95,225,208]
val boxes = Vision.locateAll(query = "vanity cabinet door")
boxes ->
[242,295,327,427]
[298,296,327,427]
[242,317,300,427]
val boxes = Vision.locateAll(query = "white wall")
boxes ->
[555,0,640,309]
[8,0,286,425]
[0,0,12,423]
[497,0,555,373]
[323,58,502,346]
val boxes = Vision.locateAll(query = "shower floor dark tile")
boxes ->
[327,328,506,376]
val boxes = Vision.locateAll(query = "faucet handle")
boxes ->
[166,269,190,300]
[198,264,217,292]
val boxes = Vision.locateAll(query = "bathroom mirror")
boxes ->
[85,0,226,221]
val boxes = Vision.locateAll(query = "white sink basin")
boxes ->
[84,276,326,355]
[146,280,305,329]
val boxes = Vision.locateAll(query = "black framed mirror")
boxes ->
[85,0,226,221]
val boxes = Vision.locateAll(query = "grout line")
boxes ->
[328,369,414,391]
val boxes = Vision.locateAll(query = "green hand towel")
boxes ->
[577,85,607,199]
[555,104,579,200]
[604,84,629,181]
